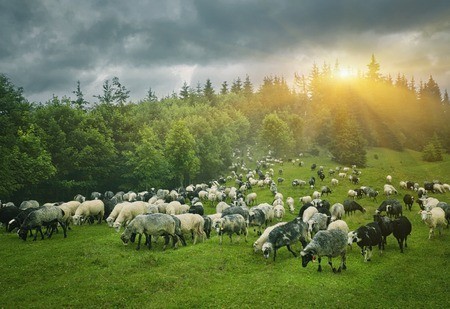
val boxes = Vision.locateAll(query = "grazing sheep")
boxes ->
[383,184,398,196]
[19,200,40,210]
[436,202,450,226]
[286,197,295,214]
[222,206,250,226]
[202,215,212,239]
[376,199,402,217]
[386,202,403,218]
[321,186,332,196]
[246,192,258,206]
[418,197,440,211]
[106,202,129,227]
[331,178,339,186]
[392,216,412,253]
[248,208,266,235]
[188,202,204,216]
[327,220,349,234]
[216,201,230,214]
[73,200,105,225]
[300,229,348,273]
[113,201,150,232]
[300,196,312,205]
[18,206,67,241]
[214,214,248,245]
[120,213,179,250]
[0,206,20,231]
[174,213,205,244]
[386,175,392,183]
[262,217,309,261]
[330,203,345,222]
[166,201,188,215]
[253,222,287,253]
[348,222,383,262]
[343,200,366,215]
[420,208,447,239]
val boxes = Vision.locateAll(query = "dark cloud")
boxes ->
[0,0,449,103]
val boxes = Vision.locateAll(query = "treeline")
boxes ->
[1,55,449,203]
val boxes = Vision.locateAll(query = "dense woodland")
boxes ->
[1,55,449,203]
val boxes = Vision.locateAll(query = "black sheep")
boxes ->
[392,216,412,253]
[373,214,393,250]
[0,206,20,231]
[403,194,414,211]
[348,222,383,262]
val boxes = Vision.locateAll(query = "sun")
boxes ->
[338,68,355,79]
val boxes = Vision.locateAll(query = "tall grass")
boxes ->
[0,148,449,308]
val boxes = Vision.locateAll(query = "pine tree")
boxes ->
[367,54,381,82]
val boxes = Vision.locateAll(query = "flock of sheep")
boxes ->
[1,156,449,274]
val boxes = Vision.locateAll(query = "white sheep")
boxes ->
[106,202,130,227]
[246,192,258,205]
[420,207,447,239]
[286,197,295,213]
[347,189,357,199]
[174,213,205,244]
[253,222,287,253]
[58,201,80,216]
[331,178,339,186]
[383,184,398,196]
[399,181,407,190]
[338,172,347,178]
[327,219,349,234]
[330,203,345,222]
[386,175,392,183]
[300,196,312,205]
[216,201,230,214]
[420,197,440,210]
[433,183,445,194]
[273,204,285,221]
[113,201,150,232]
[312,191,321,199]
[72,200,105,225]
[302,206,318,223]
[165,201,187,215]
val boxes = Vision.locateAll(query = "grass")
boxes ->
[0,147,449,308]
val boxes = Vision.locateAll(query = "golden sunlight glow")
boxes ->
[338,68,356,79]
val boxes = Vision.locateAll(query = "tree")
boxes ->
[231,77,242,94]
[179,82,190,100]
[243,75,253,97]
[146,87,158,102]
[259,113,295,158]
[164,120,199,187]
[203,78,215,104]
[124,126,169,189]
[220,81,228,95]
[366,54,381,82]
[93,77,130,105]
[0,74,55,198]
[94,79,114,104]
[72,80,88,109]
[422,133,443,162]
[422,75,441,102]
[111,77,130,105]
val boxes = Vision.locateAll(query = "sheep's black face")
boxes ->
[18,228,28,241]
[120,233,130,245]
[301,252,314,267]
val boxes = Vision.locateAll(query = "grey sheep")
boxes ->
[300,229,348,273]
[18,206,67,241]
[120,213,179,250]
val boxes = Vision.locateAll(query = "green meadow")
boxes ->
[0,148,449,308]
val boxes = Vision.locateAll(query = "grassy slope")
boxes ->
[0,148,449,308]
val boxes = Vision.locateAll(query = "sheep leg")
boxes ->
[162,234,170,250]
[328,257,337,273]
[171,234,178,249]
[136,234,142,250]
[286,245,298,258]
[36,227,44,241]
[317,257,322,272]
[178,234,187,246]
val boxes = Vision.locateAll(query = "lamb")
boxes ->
[312,191,321,199]
[174,213,205,244]
[348,222,383,262]
[214,214,248,245]
[300,229,348,273]
[384,184,398,196]
[327,220,349,233]
[18,206,67,241]
[392,216,412,253]
[113,201,151,232]
[286,197,295,214]
[253,222,287,253]
[120,213,179,250]
[386,175,392,183]
[321,186,332,196]
[330,203,345,222]
[72,200,105,225]
[262,217,309,261]
[331,178,339,186]
[420,207,447,239]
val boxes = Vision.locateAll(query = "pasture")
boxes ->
[0,147,449,308]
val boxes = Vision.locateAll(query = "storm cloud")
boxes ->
[1,0,449,102]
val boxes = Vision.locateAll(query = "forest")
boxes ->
[1,55,449,204]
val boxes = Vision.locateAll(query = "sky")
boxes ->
[1,0,449,103]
